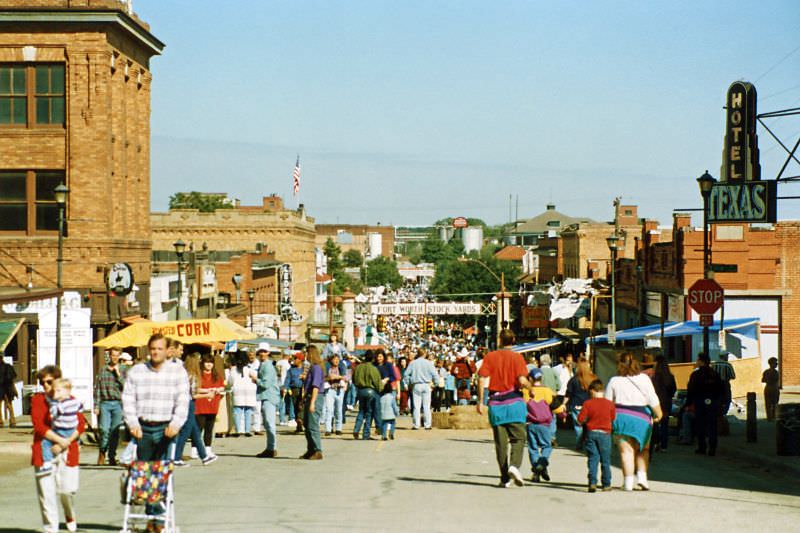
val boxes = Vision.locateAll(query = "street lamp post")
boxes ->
[247,288,256,332]
[54,184,69,367]
[697,170,716,358]
[459,257,508,343]
[173,239,186,320]
[605,233,624,343]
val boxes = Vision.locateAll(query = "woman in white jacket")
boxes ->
[605,353,663,491]
[227,350,257,437]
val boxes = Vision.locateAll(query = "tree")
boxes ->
[323,238,342,273]
[429,253,520,301]
[363,256,404,289]
[168,191,233,212]
[332,271,363,295]
[342,249,363,268]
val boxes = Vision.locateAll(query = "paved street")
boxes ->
[1,415,799,533]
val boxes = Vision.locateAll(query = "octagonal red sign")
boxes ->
[688,279,724,315]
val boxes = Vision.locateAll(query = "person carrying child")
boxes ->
[526,368,555,483]
[578,379,616,492]
[41,378,83,474]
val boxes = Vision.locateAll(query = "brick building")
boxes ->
[616,213,800,386]
[0,1,162,381]
[150,197,316,338]
[315,224,395,260]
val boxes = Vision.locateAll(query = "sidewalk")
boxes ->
[719,389,800,477]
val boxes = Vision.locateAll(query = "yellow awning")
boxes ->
[94,318,257,348]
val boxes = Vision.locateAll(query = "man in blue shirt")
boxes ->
[403,351,439,430]
[286,356,305,433]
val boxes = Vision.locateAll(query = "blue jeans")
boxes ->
[354,388,379,438]
[411,384,432,429]
[346,383,357,407]
[280,391,294,423]
[570,408,583,447]
[176,400,208,460]
[382,420,395,439]
[324,388,345,432]
[303,393,324,453]
[233,406,253,434]
[261,400,277,451]
[98,400,123,458]
[42,427,72,463]
[527,423,553,471]
[585,430,612,487]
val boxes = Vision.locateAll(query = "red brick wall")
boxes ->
[776,222,800,385]
[0,13,158,298]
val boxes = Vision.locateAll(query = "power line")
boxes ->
[755,42,800,82]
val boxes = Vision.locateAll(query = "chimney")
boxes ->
[673,212,692,240]
[262,194,284,212]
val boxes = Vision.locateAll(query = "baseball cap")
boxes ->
[529,368,543,381]
[258,342,271,352]
[120,352,133,362]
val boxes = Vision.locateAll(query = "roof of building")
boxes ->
[510,204,594,235]
[494,245,526,261]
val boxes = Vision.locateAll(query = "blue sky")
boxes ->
[138,0,800,226]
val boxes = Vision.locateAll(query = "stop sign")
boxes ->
[688,278,724,315]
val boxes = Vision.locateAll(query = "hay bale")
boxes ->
[432,411,451,429]
[448,405,491,430]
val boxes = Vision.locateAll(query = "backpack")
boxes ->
[526,399,553,425]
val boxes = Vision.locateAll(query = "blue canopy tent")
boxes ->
[587,317,759,344]
[511,338,563,354]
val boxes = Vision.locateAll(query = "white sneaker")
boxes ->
[65,520,77,532]
[623,475,635,491]
[190,447,199,459]
[636,470,650,491]
[287,420,297,427]
[206,446,213,456]
[507,466,524,487]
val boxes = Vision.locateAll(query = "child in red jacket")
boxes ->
[578,379,616,492]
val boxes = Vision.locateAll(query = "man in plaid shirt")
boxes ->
[93,347,127,466]
[122,334,189,461]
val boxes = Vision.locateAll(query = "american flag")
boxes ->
[292,155,301,196]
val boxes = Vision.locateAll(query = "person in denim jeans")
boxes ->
[324,354,347,435]
[228,351,257,436]
[578,379,616,492]
[352,351,383,439]
[300,346,325,459]
[255,348,280,458]
[93,348,127,466]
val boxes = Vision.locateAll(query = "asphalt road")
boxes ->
[1,416,798,532]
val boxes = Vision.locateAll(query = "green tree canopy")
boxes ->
[168,192,233,212]
[363,256,404,290]
[342,249,364,268]
[429,252,520,301]
[323,238,342,273]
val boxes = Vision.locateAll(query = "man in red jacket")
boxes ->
[31,365,85,533]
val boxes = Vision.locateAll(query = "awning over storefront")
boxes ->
[511,338,563,353]
[94,318,258,348]
[0,318,24,352]
[587,318,759,344]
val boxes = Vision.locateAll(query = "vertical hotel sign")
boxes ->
[710,82,776,223]
[279,264,293,319]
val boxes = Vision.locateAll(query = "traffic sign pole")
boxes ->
[688,277,724,359]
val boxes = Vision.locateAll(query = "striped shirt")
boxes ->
[49,396,83,431]
[122,361,190,430]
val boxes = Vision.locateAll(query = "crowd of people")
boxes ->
[24,307,784,531]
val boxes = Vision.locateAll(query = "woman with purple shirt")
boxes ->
[300,346,325,460]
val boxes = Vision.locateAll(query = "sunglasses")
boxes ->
[41,379,54,385]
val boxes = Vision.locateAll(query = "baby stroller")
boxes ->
[120,442,179,533]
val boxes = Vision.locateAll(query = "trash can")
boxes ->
[776,403,800,456]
